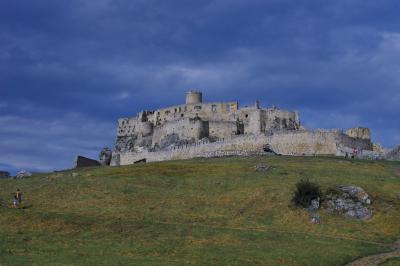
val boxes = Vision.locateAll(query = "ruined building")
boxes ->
[111,91,376,165]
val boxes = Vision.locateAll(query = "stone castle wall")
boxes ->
[209,120,239,139]
[151,118,209,147]
[144,101,239,125]
[112,130,373,165]
[346,127,371,140]
[269,131,338,155]
[112,91,375,166]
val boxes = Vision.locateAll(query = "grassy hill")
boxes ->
[0,156,399,265]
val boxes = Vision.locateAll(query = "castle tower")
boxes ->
[186,91,203,104]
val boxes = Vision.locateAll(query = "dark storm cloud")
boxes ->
[1,0,400,173]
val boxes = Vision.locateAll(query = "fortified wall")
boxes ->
[111,91,376,165]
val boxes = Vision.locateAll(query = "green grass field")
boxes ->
[0,156,399,265]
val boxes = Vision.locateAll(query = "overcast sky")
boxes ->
[1,0,400,174]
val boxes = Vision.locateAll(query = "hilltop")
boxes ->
[0,156,399,265]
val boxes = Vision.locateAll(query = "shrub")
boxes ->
[292,179,321,208]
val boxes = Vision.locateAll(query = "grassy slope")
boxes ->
[0,156,399,265]
[381,257,400,265]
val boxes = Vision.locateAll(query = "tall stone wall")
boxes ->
[114,130,373,166]
[209,120,238,139]
[346,127,371,140]
[152,102,239,124]
[117,117,138,137]
[117,118,153,138]
[386,145,400,161]
[337,133,373,150]
[268,131,338,155]
[262,109,300,131]
[151,118,209,146]
[238,108,300,134]
[117,134,270,165]
[246,109,262,134]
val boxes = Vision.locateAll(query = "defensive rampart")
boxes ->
[112,129,373,165]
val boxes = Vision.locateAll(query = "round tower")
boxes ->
[186,91,202,104]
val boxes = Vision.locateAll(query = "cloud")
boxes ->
[1,0,400,173]
[0,114,114,174]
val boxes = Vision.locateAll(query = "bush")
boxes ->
[292,179,321,208]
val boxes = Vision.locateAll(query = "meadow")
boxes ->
[0,156,399,265]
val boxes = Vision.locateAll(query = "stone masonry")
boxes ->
[111,91,378,166]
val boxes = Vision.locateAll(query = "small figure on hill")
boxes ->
[16,188,22,205]
[12,195,18,208]
[11,189,23,208]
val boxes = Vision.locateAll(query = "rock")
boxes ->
[110,153,120,166]
[99,147,112,166]
[254,164,270,172]
[326,185,373,220]
[15,170,32,179]
[345,206,372,220]
[308,198,320,212]
[74,156,101,168]
[0,171,10,179]
[339,186,371,204]
[310,213,321,224]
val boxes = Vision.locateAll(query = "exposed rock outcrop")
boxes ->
[308,198,320,212]
[325,186,372,220]
[310,213,321,224]
[99,147,112,166]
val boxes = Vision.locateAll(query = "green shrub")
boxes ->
[292,179,321,208]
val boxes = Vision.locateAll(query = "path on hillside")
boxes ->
[346,240,400,266]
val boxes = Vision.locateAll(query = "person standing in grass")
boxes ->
[12,188,23,208]
[12,194,18,208]
[16,189,22,205]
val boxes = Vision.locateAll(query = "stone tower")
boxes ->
[186,91,202,104]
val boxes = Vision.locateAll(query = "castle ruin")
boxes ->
[111,91,377,165]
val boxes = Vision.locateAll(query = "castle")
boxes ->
[110,91,378,165]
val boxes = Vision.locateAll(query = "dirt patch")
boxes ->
[396,167,400,177]
[346,240,400,266]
